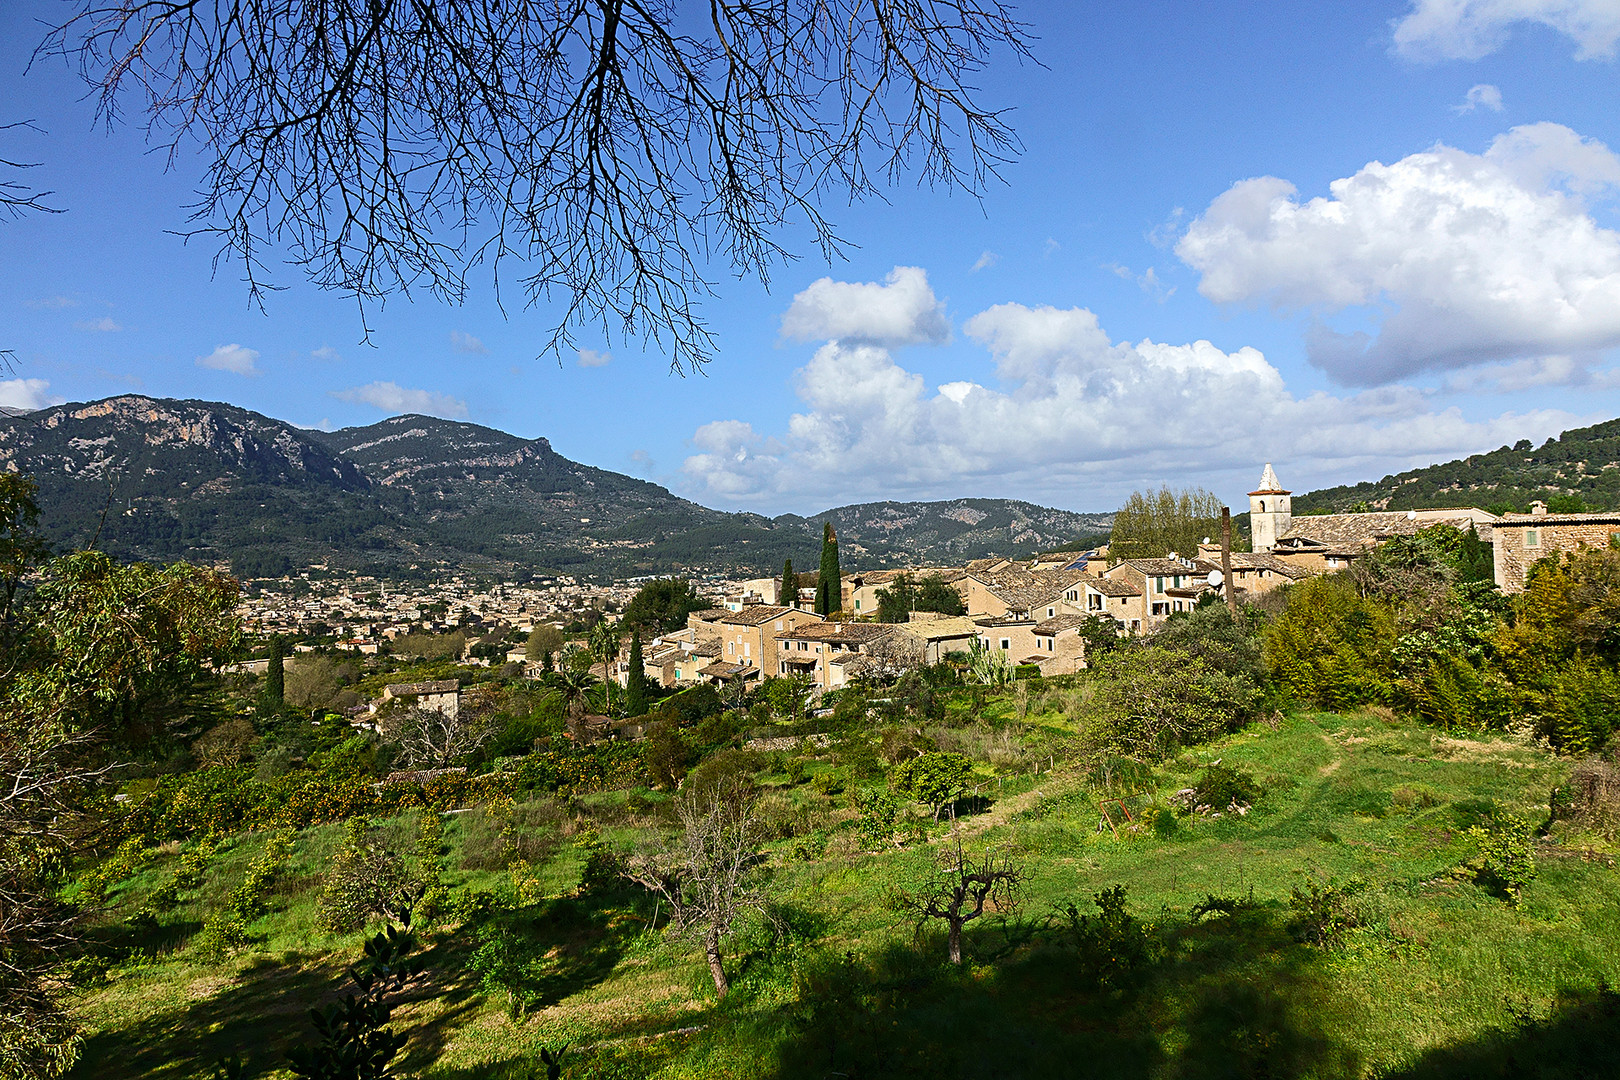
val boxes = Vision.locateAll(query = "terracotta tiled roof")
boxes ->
[1280,510,1489,546]
[1228,552,1311,578]
[1497,512,1620,526]
[774,622,891,644]
[1086,578,1142,597]
[1033,614,1090,635]
[719,604,814,626]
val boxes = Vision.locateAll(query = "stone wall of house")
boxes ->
[1495,521,1620,593]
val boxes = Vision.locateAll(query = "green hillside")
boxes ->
[1296,417,1620,515]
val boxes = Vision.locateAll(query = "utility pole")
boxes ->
[1221,507,1238,616]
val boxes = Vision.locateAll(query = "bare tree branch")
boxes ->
[37,1,1033,372]
[0,121,62,221]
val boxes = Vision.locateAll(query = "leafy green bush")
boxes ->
[1286,875,1365,948]
[1061,885,1155,989]
[1462,813,1538,901]
[1080,647,1264,760]
[468,920,549,1018]
[854,787,904,848]
[1175,763,1262,816]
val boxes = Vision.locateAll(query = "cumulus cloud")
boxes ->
[330,381,469,419]
[450,330,489,354]
[196,343,261,376]
[576,348,612,367]
[779,265,951,347]
[74,317,122,332]
[681,298,1578,506]
[1393,0,1620,61]
[0,378,62,412]
[1454,83,1505,112]
[1176,123,1620,385]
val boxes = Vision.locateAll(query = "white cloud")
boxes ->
[681,298,1579,506]
[1454,83,1505,113]
[196,343,261,376]
[1393,0,1620,61]
[779,265,951,347]
[1177,123,1620,385]
[74,317,122,332]
[450,330,489,354]
[576,348,612,368]
[0,378,62,412]
[312,345,342,361]
[971,251,1000,272]
[1440,354,1620,392]
[330,381,469,419]
[27,296,77,309]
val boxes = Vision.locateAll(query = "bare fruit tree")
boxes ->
[862,628,927,683]
[40,1,1033,372]
[623,778,766,998]
[379,704,491,770]
[894,834,1022,964]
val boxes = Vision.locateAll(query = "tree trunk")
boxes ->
[947,919,963,964]
[705,924,730,997]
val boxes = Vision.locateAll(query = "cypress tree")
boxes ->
[780,558,795,607]
[265,635,286,708]
[816,521,842,616]
[626,631,648,717]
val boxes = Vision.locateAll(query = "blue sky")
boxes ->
[4,1,1620,516]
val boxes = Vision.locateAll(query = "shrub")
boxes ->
[811,771,844,796]
[1061,885,1154,989]
[854,787,904,848]
[686,748,761,796]
[1286,875,1365,947]
[1174,763,1262,816]
[1462,813,1538,901]
[1558,760,1620,837]
[468,920,549,1018]
[1081,647,1264,760]
[317,820,421,933]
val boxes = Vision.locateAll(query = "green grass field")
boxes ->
[66,706,1620,1079]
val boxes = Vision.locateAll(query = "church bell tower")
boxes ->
[1249,463,1291,553]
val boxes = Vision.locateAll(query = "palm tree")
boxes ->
[547,645,601,740]
[589,620,623,718]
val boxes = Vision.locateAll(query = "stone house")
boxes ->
[1103,558,1214,626]
[1030,614,1092,675]
[379,679,460,720]
[772,621,893,690]
[714,605,824,686]
[1493,502,1620,593]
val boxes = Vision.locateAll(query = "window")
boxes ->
[1047,607,1056,618]
[1047,638,1054,651]
[727,641,734,655]
[1153,576,1164,593]
[1151,602,1169,616]
[1088,594,1102,611]
[1000,638,1011,651]
[1525,528,1541,548]
[1173,601,1184,612]
[854,598,861,610]
[775,620,783,630]
[1130,619,1141,631]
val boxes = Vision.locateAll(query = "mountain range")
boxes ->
[0,396,1114,579]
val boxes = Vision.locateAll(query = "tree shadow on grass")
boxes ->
[1383,984,1620,1080]
[727,899,1364,1080]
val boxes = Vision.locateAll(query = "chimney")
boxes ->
[1531,500,1548,516]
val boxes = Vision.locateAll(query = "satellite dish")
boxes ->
[1407,510,1418,520]
[1207,570,1224,588]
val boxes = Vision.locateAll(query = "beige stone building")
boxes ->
[772,621,893,690]
[1493,502,1620,593]
[712,605,824,685]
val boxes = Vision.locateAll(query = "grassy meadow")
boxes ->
[64,694,1620,1080]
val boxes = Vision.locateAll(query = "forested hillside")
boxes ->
[1295,417,1620,515]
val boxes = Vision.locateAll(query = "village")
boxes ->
[245,463,1606,723]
